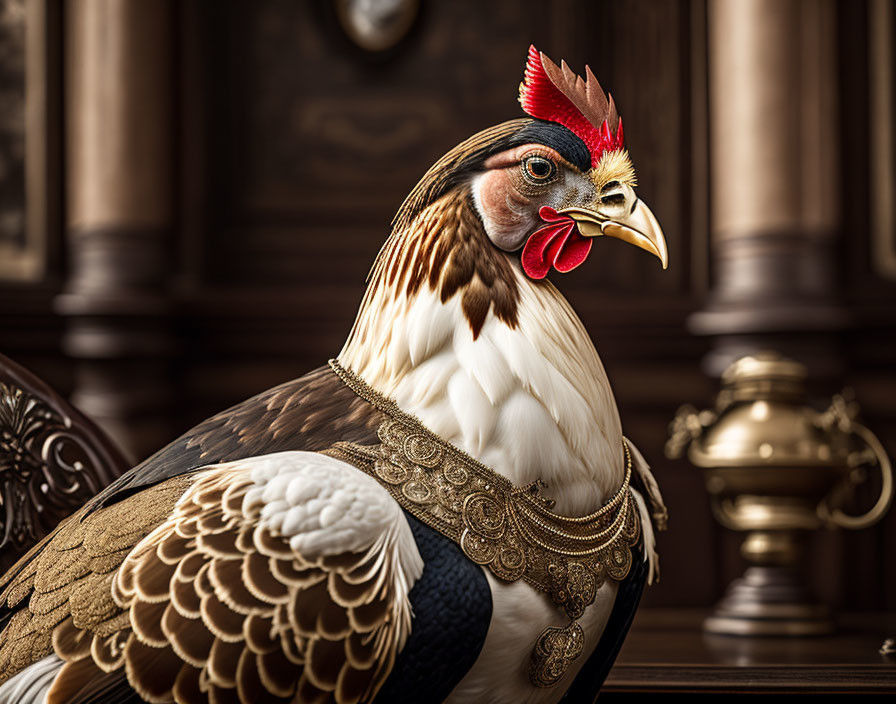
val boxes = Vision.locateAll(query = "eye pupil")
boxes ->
[525,156,555,181]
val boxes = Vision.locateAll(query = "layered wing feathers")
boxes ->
[0,452,422,704]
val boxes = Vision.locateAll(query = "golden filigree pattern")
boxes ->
[529,621,585,688]
[326,360,641,687]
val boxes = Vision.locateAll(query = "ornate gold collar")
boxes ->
[325,360,641,688]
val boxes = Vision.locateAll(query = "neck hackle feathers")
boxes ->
[519,45,623,167]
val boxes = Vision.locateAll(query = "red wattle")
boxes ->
[521,207,594,279]
[553,232,593,273]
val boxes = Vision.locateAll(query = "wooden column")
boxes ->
[57,0,176,462]
[691,0,846,377]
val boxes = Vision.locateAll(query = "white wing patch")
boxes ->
[236,451,426,652]
[242,451,422,579]
[0,654,61,704]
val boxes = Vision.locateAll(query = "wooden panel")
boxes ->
[0,0,61,282]
[192,0,695,296]
[198,0,540,286]
[0,0,29,279]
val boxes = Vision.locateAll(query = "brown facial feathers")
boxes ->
[375,189,520,340]
[391,120,530,234]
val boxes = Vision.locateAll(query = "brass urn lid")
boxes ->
[720,353,806,402]
[688,352,851,469]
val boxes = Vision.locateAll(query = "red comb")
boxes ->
[519,45,623,167]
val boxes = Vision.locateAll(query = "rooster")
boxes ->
[0,46,667,704]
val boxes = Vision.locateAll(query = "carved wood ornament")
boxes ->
[0,354,127,571]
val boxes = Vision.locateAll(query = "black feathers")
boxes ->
[499,120,591,172]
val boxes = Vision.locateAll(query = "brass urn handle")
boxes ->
[817,396,894,530]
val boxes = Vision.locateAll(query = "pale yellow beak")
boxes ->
[559,184,668,269]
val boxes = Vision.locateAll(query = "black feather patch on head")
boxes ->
[393,119,590,233]
[495,120,592,172]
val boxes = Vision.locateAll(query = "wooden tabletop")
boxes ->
[603,609,896,696]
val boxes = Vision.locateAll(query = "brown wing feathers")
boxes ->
[0,477,193,682]
[86,366,382,516]
[0,464,405,704]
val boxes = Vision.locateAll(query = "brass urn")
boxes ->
[667,352,893,636]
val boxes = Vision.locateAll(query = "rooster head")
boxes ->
[494,45,667,279]
[371,46,667,339]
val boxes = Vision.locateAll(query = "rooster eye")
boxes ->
[522,155,557,183]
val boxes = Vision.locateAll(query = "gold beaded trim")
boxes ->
[325,359,641,688]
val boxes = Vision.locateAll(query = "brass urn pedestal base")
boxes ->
[705,522,835,637]
[705,565,833,637]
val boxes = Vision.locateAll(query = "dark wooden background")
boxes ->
[0,0,893,612]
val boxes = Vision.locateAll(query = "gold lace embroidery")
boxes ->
[325,360,640,688]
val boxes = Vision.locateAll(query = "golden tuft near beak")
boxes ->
[559,186,669,269]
